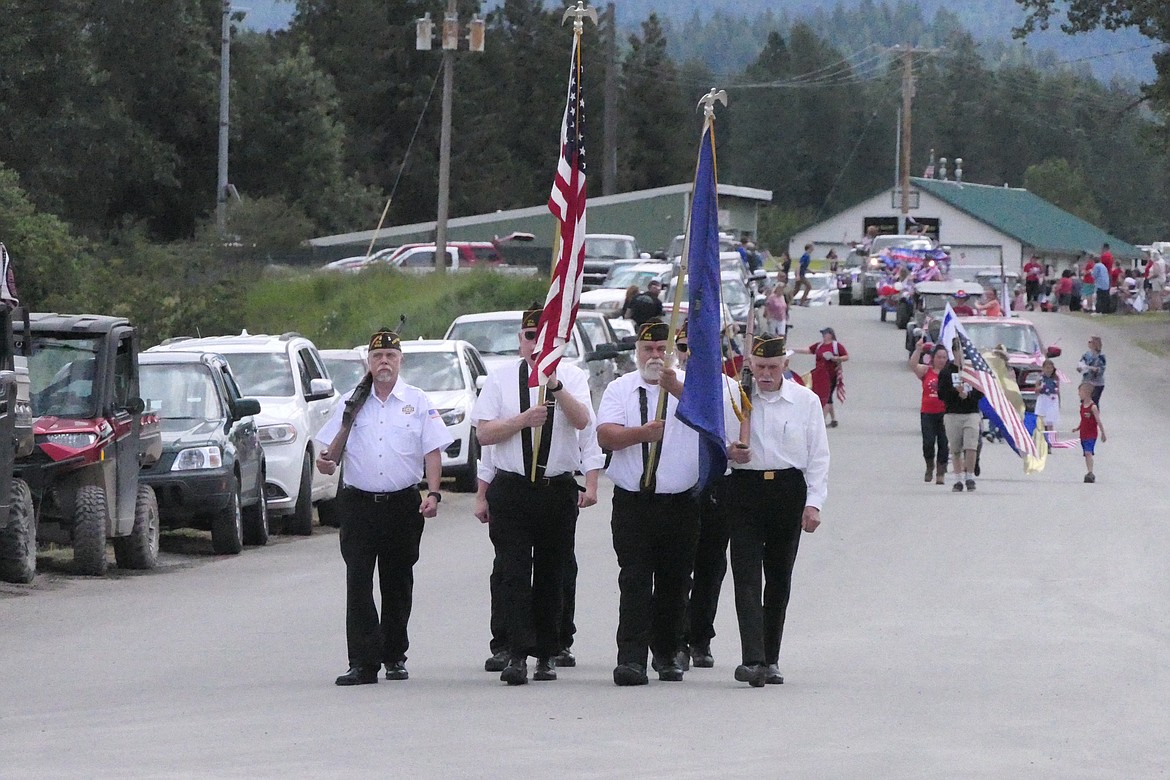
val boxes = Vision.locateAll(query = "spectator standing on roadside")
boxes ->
[794,244,814,305]
[1056,270,1075,313]
[1075,382,1106,484]
[1077,335,1106,406]
[1092,256,1111,315]
[1081,257,1097,313]
[1023,255,1044,310]
[764,282,788,336]
[1147,251,1166,313]
[909,340,950,485]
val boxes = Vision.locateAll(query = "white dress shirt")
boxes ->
[315,381,454,492]
[723,377,830,509]
[470,359,595,478]
[597,371,699,494]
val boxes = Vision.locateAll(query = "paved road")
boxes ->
[2,306,1167,778]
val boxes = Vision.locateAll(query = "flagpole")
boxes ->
[531,222,562,482]
[643,89,726,490]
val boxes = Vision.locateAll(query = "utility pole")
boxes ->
[899,44,914,234]
[417,3,485,273]
[216,0,232,239]
[602,3,617,196]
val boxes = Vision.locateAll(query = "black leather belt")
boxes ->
[730,468,799,481]
[495,470,578,489]
[344,486,417,502]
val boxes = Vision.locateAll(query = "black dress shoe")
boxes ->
[765,664,784,685]
[657,658,684,682]
[675,648,691,672]
[734,663,767,688]
[553,648,576,668]
[500,657,528,686]
[690,644,714,668]
[613,662,649,686]
[335,666,378,686]
[484,650,509,673]
[384,661,409,681]
[533,657,557,681]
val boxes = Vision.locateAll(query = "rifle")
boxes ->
[737,271,767,448]
[322,315,406,467]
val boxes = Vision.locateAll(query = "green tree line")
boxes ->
[1,0,1168,334]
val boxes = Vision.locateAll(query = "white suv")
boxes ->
[147,332,341,535]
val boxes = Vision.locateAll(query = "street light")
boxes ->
[417,1,485,272]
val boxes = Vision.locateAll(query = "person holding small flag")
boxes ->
[794,327,849,428]
[723,334,830,688]
[470,305,594,686]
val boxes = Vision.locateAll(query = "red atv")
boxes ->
[14,314,162,576]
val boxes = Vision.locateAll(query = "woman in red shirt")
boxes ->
[794,327,848,427]
[910,339,950,484]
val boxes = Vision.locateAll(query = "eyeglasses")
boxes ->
[675,342,688,353]
[522,330,538,341]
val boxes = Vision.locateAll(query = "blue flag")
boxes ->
[675,125,727,491]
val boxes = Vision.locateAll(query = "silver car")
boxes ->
[444,311,622,408]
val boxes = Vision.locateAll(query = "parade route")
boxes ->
[2,306,1167,778]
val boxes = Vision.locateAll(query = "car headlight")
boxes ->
[172,446,223,471]
[439,408,465,426]
[44,432,98,448]
[257,423,297,444]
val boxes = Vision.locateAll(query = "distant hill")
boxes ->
[241,0,1155,82]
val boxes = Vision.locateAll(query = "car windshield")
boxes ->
[140,364,223,421]
[401,351,465,392]
[586,237,637,260]
[27,336,101,418]
[605,268,663,289]
[873,236,934,254]
[447,318,522,356]
[322,356,368,395]
[219,352,295,397]
[668,235,738,258]
[576,317,610,350]
[963,322,1042,354]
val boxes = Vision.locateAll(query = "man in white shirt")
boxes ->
[471,305,595,685]
[315,328,453,686]
[597,320,705,686]
[724,334,830,688]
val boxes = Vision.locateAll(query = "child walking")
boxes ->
[1034,359,1060,432]
[1074,382,1106,483]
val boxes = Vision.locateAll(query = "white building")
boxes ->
[790,177,1139,276]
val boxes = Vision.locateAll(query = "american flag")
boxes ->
[532,35,587,387]
[956,330,1039,458]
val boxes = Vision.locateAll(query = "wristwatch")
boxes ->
[547,381,565,394]
[427,491,442,503]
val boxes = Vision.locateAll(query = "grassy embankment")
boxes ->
[242,268,549,349]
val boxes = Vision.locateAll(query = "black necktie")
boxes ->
[639,386,657,493]
[519,361,556,479]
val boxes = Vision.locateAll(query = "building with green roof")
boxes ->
[789,177,1140,277]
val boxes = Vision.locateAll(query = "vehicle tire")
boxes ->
[0,478,36,584]
[73,485,109,576]
[287,451,314,536]
[315,465,342,528]
[242,472,269,546]
[453,436,479,493]
[211,479,244,555]
[113,485,160,570]
[896,301,912,330]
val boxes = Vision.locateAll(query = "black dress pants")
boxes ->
[685,477,730,649]
[611,488,700,667]
[486,472,577,660]
[727,469,807,667]
[339,487,424,669]
[920,411,948,468]
[488,512,578,654]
